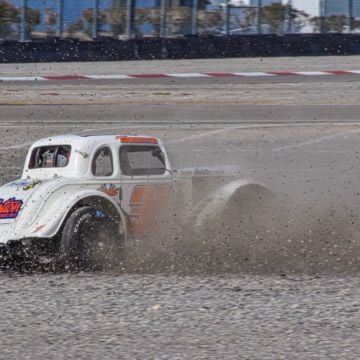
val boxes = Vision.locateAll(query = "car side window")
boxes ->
[29,145,71,169]
[119,145,166,176]
[92,147,113,177]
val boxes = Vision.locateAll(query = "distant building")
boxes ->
[292,0,360,18]
[324,0,360,17]
[291,0,360,33]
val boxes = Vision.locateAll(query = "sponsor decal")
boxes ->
[23,180,42,191]
[8,180,31,188]
[74,213,93,234]
[0,198,23,219]
[7,179,42,191]
[99,184,120,197]
[95,210,106,219]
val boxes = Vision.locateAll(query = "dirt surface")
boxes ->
[1,273,359,359]
[2,75,360,106]
[1,57,360,359]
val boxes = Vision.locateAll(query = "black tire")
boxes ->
[60,206,124,271]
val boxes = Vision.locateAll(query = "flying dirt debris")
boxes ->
[0,133,275,272]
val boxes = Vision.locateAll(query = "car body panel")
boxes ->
[0,134,172,244]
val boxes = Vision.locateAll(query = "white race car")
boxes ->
[0,133,272,270]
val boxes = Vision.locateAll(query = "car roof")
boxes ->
[30,133,162,149]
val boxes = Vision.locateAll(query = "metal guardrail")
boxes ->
[0,0,359,42]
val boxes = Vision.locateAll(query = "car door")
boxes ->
[119,144,172,237]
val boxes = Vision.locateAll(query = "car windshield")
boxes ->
[29,145,71,169]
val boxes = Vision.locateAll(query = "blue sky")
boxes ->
[240,1,358,16]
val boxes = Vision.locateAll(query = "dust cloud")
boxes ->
[118,184,360,275]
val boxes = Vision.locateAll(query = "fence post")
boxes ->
[224,0,230,35]
[56,0,64,37]
[126,0,135,38]
[191,0,198,35]
[256,0,262,34]
[20,0,27,42]
[92,0,99,39]
[319,0,325,33]
[348,0,353,32]
[160,0,167,37]
[284,0,292,33]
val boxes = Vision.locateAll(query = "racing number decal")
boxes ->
[129,185,169,235]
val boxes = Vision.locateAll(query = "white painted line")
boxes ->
[168,123,286,144]
[87,74,131,80]
[166,73,211,78]
[233,72,275,77]
[169,127,238,144]
[0,142,33,150]
[0,77,47,81]
[348,70,360,74]
[170,122,334,145]
[294,71,330,76]
[273,128,360,152]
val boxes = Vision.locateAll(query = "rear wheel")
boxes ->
[60,206,124,271]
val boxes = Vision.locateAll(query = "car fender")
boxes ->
[18,188,129,240]
[192,178,274,230]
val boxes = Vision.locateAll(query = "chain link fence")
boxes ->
[0,0,359,41]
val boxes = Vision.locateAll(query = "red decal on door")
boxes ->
[129,185,169,236]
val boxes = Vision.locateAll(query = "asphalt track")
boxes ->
[1,56,360,359]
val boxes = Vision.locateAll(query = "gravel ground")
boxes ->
[1,121,360,359]
[0,273,359,360]
[1,57,360,359]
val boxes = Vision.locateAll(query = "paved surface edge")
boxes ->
[1,70,360,82]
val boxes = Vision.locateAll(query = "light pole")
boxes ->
[126,0,135,38]
[256,0,262,34]
[56,0,64,37]
[20,0,27,42]
[284,0,292,33]
[319,0,325,33]
[191,0,199,35]
[92,0,99,39]
[224,0,230,36]
[348,0,353,32]
[160,0,167,37]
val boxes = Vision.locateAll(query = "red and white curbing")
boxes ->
[1,70,360,82]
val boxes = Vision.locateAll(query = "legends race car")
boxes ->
[0,133,272,270]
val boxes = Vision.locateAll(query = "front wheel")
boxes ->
[60,206,124,271]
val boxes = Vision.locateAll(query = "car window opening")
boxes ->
[29,145,71,169]
[92,147,114,177]
[120,145,166,176]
